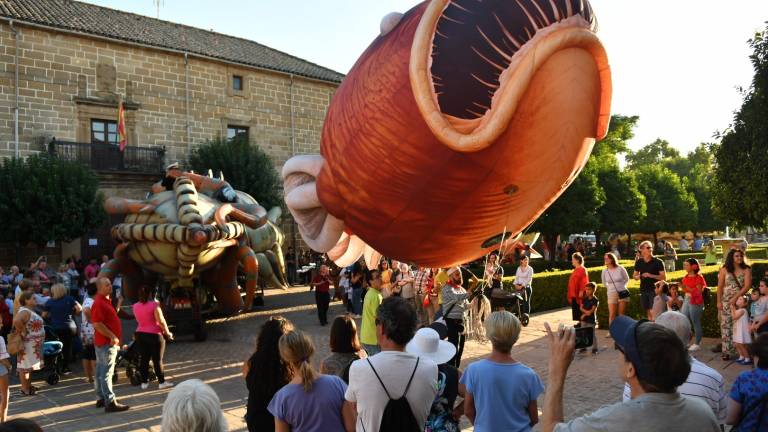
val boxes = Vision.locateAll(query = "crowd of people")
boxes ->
[0,237,767,431]
[0,254,177,424]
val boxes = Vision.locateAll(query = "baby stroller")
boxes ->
[115,340,155,386]
[37,326,63,385]
[489,288,530,326]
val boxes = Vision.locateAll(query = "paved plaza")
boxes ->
[8,286,744,431]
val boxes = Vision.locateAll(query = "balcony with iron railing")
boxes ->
[48,139,166,175]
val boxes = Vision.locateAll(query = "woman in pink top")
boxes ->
[132,285,174,390]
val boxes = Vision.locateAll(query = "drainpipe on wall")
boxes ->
[289,73,300,283]
[10,20,20,158]
[184,52,191,157]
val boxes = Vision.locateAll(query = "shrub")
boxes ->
[486,257,768,339]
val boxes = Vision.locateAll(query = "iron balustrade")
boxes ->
[48,140,165,174]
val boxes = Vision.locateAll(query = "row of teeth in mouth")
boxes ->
[431,0,595,119]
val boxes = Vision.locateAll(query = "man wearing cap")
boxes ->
[621,311,727,425]
[540,315,719,432]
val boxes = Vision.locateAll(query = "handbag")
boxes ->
[7,329,23,355]
[607,269,631,299]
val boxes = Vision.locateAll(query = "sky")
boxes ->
[85,0,768,155]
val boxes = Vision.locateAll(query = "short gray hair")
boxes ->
[655,311,692,345]
[161,379,227,432]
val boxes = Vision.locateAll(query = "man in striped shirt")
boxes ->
[622,311,727,425]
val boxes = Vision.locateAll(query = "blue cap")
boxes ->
[610,315,649,380]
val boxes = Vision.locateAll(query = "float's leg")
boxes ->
[239,246,259,310]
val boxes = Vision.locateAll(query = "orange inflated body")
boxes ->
[284,0,611,268]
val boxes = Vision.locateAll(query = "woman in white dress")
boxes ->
[13,291,45,395]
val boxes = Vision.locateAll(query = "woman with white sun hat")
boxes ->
[406,322,463,431]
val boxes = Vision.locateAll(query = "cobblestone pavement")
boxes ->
[8,286,745,431]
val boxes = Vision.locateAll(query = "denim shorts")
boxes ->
[0,363,8,377]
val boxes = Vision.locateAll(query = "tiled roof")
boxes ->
[0,0,345,83]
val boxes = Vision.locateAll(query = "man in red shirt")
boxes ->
[310,265,332,326]
[91,277,129,412]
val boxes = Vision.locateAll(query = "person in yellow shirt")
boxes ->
[434,268,449,307]
[360,271,383,356]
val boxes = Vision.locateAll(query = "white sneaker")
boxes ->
[158,381,174,389]
[688,344,700,352]
[140,383,149,390]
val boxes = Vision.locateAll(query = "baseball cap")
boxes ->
[610,315,650,380]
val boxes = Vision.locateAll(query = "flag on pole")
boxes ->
[117,98,127,151]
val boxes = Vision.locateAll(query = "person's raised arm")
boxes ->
[541,322,576,432]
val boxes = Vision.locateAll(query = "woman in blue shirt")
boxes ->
[461,311,544,432]
[42,283,81,374]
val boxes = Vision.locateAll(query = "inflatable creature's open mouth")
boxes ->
[411,0,609,152]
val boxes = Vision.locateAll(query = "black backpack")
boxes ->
[365,357,422,432]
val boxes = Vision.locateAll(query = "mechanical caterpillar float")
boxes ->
[100,164,288,314]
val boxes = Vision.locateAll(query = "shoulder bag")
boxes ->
[7,328,23,355]
[607,268,631,299]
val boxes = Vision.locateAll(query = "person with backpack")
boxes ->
[343,296,438,432]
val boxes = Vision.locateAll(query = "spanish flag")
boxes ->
[117,99,127,151]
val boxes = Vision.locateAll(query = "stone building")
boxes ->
[0,0,343,264]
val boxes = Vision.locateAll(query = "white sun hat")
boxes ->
[405,327,456,365]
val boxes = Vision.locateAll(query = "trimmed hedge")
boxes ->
[493,260,768,339]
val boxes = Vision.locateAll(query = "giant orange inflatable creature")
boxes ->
[283,0,611,268]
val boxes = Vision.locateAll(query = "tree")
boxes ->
[596,165,646,238]
[531,159,605,260]
[188,137,282,209]
[590,115,646,241]
[625,138,681,170]
[713,25,768,228]
[633,165,698,242]
[592,115,639,161]
[0,154,104,256]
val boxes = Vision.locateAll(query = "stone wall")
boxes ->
[0,22,336,167]
[0,21,338,266]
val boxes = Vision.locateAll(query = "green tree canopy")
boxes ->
[596,165,646,235]
[713,25,768,228]
[592,115,639,163]
[588,115,647,238]
[633,165,698,235]
[188,137,282,209]
[0,155,104,247]
[626,138,681,170]
[531,159,605,257]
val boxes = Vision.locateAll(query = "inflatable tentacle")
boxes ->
[104,197,156,215]
[282,155,345,252]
